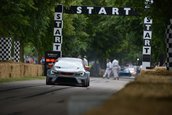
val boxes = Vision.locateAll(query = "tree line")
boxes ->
[0,0,171,66]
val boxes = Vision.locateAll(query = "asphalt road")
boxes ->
[0,77,134,115]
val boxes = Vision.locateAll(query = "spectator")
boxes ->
[112,59,120,80]
[103,59,112,79]
[40,56,45,64]
[83,56,88,66]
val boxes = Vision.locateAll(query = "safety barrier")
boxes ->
[0,63,44,78]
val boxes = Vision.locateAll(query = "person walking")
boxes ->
[112,59,120,80]
[83,56,88,66]
[103,59,112,79]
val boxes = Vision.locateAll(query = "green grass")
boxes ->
[0,76,45,83]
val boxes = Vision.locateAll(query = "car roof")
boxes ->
[58,57,82,62]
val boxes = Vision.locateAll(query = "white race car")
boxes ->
[46,57,90,87]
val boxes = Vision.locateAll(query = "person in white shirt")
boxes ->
[103,59,112,79]
[112,59,120,80]
[83,56,88,66]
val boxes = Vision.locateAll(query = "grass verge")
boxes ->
[0,76,45,83]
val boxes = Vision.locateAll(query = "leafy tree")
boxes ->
[80,0,144,66]
[0,0,170,66]
[150,0,172,65]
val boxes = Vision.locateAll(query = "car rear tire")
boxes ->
[46,77,53,85]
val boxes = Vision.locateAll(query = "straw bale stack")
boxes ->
[0,63,44,78]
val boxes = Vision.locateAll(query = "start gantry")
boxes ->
[63,6,138,16]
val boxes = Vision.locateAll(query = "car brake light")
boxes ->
[46,59,56,63]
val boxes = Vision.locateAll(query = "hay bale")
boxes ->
[31,64,37,77]
[24,64,35,77]
[37,65,44,76]
[10,64,21,78]
[20,64,25,77]
[0,63,11,78]
[24,64,30,77]
[0,63,44,78]
[141,67,172,76]
[23,64,44,77]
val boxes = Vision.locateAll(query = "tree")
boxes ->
[0,0,170,66]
